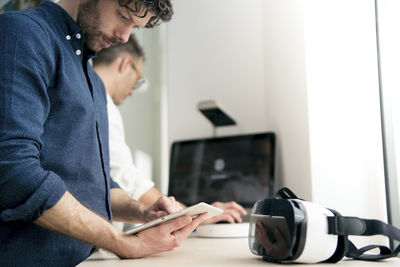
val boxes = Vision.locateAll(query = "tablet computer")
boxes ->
[125,202,223,235]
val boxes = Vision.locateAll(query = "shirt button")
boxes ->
[66,35,71,40]
[76,33,81,39]
[75,50,82,56]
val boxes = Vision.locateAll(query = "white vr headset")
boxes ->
[248,187,400,263]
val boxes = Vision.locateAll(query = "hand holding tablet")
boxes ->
[125,202,223,235]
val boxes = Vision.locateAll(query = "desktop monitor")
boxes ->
[168,132,276,208]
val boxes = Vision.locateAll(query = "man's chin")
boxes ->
[91,45,103,52]
[86,39,103,52]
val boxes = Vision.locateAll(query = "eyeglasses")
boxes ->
[131,62,146,90]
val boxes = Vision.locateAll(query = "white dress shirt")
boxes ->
[107,94,154,200]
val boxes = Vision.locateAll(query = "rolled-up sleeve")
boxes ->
[0,14,67,222]
[110,178,121,189]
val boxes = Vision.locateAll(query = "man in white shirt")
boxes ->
[93,34,247,224]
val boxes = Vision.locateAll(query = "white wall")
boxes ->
[376,0,400,231]
[303,0,387,246]
[165,0,388,247]
[166,0,268,142]
[261,0,312,200]
[304,0,386,216]
[165,0,269,193]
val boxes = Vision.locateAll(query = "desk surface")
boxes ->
[78,236,400,267]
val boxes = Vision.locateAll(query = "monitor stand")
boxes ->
[195,223,249,238]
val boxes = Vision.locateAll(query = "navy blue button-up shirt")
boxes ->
[0,1,119,266]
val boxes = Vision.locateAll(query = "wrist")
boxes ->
[137,202,148,222]
[125,200,148,223]
[111,232,150,259]
[91,222,123,253]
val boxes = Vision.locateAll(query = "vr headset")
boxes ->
[248,187,400,263]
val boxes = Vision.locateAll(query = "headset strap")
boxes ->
[346,241,400,261]
[327,216,400,261]
[276,187,303,200]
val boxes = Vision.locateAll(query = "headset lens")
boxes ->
[248,199,303,262]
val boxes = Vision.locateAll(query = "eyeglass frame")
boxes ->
[131,61,145,90]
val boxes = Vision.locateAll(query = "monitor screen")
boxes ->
[168,132,275,207]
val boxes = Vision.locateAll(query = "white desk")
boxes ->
[78,236,400,267]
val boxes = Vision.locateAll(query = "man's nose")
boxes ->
[114,27,131,43]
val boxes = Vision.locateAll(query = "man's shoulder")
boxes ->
[0,9,61,57]
[0,10,50,37]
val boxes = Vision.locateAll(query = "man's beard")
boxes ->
[77,0,118,51]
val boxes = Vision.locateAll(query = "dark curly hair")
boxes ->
[119,0,173,28]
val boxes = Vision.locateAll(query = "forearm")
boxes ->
[110,188,147,223]
[34,190,127,255]
[34,189,200,259]
[138,187,163,206]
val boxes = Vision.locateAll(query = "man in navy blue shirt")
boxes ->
[0,0,208,266]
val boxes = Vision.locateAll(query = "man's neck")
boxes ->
[57,0,81,21]
[93,66,117,103]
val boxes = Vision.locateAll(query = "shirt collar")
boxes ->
[38,1,96,59]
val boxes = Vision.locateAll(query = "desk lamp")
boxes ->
[197,100,236,137]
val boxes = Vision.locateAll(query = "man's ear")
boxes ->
[118,55,133,74]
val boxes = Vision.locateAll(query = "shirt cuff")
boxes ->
[0,171,67,222]
[109,178,120,189]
